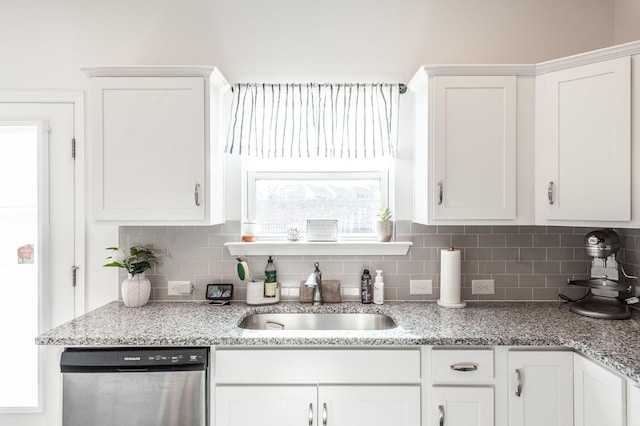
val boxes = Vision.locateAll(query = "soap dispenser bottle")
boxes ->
[361,269,372,304]
[264,256,277,297]
[373,269,384,305]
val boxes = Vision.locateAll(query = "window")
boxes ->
[245,157,391,239]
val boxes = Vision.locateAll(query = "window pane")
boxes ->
[255,177,381,235]
[0,125,39,408]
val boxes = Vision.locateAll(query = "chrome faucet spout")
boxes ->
[304,262,323,305]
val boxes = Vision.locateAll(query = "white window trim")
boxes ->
[246,170,390,241]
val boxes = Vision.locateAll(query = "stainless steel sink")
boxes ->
[238,312,397,331]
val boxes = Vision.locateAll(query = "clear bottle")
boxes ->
[264,256,277,297]
[361,269,372,304]
[373,269,384,305]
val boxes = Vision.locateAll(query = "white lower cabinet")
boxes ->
[507,351,573,426]
[628,380,640,426]
[215,386,317,426]
[574,354,626,426]
[213,348,422,426]
[215,385,420,426]
[431,386,494,426]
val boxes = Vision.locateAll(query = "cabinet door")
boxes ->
[535,56,631,223]
[431,386,493,426]
[215,385,317,426]
[508,351,573,426]
[432,76,517,220]
[91,76,206,222]
[318,385,420,426]
[629,380,640,426]
[574,354,625,426]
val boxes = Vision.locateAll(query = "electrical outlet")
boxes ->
[472,279,495,295]
[410,279,433,295]
[168,281,192,296]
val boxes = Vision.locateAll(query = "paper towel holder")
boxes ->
[437,246,467,309]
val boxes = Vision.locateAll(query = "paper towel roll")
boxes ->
[438,248,467,308]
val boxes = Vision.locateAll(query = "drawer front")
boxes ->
[432,349,494,383]
[215,348,421,384]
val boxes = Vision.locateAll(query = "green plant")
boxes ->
[377,208,393,222]
[103,246,158,276]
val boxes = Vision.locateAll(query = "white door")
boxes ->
[432,76,517,220]
[318,385,421,426]
[508,351,573,426]
[535,56,631,223]
[432,386,494,426]
[0,97,82,426]
[215,385,317,426]
[574,354,626,426]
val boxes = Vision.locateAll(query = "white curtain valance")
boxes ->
[225,83,401,159]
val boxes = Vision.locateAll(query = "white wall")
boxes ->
[0,0,621,310]
[614,0,640,43]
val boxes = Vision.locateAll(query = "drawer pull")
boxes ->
[547,181,554,205]
[322,402,327,426]
[437,180,444,205]
[194,183,201,206]
[438,404,445,426]
[515,368,523,397]
[450,362,478,372]
[308,403,313,425]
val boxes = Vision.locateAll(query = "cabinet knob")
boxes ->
[547,181,554,205]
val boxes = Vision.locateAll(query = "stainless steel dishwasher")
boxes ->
[60,347,208,426]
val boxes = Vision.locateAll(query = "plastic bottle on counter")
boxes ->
[264,256,277,297]
[373,269,384,305]
[361,269,372,304]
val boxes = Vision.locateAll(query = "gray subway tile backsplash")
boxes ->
[118,222,640,303]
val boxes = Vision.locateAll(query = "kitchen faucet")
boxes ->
[304,262,323,305]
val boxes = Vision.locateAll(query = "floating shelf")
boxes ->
[224,241,413,257]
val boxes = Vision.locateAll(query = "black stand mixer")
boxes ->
[566,229,636,320]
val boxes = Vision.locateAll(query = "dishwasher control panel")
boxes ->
[61,347,208,372]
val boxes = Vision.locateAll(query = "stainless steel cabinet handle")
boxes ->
[450,362,478,372]
[437,180,443,205]
[438,404,445,426]
[547,181,554,205]
[515,368,523,397]
[308,403,313,426]
[322,402,327,426]
[194,183,200,206]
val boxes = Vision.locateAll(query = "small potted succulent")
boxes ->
[376,208,394,242]
[104,245,158,307]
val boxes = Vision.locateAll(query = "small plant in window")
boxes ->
[377,208,393,222]
[376,208,393,242]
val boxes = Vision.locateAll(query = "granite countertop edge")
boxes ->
[36,300,640,383]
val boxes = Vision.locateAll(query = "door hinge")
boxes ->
[72,266,79,287]
[71,138,76,159]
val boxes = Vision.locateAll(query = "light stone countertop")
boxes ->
[36,301,640,382]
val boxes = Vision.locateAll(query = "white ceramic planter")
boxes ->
[121,273,151,307]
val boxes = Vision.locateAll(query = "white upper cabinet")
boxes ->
[409,66,535,225]
[535,56,631,224]
[85,66,229,225]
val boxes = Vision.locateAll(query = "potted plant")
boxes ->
[376,208,394,242]
[104,245,158,307]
